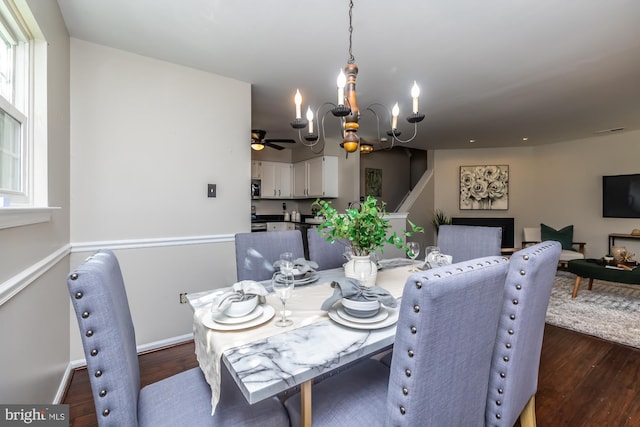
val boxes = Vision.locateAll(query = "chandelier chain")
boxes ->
[348,0,354,63]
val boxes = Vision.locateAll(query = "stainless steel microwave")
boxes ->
[251,179,261,199]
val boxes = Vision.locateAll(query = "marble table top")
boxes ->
[187,263,413,405]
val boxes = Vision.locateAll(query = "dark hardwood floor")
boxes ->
[62,325,640,426]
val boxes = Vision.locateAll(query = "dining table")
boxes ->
[186,258,415,427]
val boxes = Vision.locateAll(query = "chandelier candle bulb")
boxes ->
[411,81,420,113]
[306,107,314,134]
[337,69,346,105]
[392,103,399,129]
[294,89,302,119]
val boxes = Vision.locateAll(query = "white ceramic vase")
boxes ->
[344,255,378,286]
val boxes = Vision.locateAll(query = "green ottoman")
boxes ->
[567,259,640,298]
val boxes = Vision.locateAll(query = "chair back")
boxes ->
[67,250,140,426]
[437,225,502,262]
[485,241,561,426]
[235,230,305,281]
[307,228,349,270]
[386,256,509,426]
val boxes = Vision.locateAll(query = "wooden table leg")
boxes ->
[301,380,312,427]
[572,276,583,298]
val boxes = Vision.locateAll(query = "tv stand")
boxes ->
[608,233,640,254]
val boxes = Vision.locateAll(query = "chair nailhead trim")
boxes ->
[506,343,511,349]
[510,314,516,320]
[512,299,519,305]
[400,406,406,415]
[503,356,509,362]
[523,255,530,260]
[405,369,411,377]
[70,273,78,280]
[516,284,522,290]
[500,372,506,378]
[75,292,83,299]
[496,400,501,406]
[402,387,408,395]
[498,388,503,394]
[410,326,417,334]
[413,305,420,313]
[99,389,107,397]
[95,370,102,377]
[86,330,94,337]
[520,270,526,276]
[82,311,90,319]
[496,414,501,419]
[102,409,110,417]
[508,329,514,335]
[415,281,422,289]
[90,349,98,357]
[408,350,414,357]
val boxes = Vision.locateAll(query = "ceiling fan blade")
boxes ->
[264,138,295,144]
[264,142,285,150]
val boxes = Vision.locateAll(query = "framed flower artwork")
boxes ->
[459,165,509,210]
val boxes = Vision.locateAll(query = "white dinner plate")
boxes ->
[336,305,389,324]
[211,305,264,325]
[203,304,275,331]
[275,272,319,286]
[328,304,399,330]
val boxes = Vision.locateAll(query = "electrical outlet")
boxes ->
[208,184,216,198]
[179,293,188,304]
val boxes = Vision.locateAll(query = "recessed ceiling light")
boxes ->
[522,137,528,141]
[469,139,476,143]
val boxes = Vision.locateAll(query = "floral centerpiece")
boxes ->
[313,196,423,286]
[313,196,423,257]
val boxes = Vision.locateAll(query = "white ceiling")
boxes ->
[56,0,640,151]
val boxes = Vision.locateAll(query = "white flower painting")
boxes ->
[459,165,509,210]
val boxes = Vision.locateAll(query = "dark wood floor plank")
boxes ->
[63,326,640,426]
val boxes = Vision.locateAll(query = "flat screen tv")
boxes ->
[602,174,640,218]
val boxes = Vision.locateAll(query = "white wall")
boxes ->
[69,39,251,359]
[0,0,70,404]
[433,129,640,257]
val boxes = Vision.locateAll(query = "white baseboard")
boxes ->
[55,333,194,404]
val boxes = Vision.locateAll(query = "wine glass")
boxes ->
[407,241,421,272]
[353,257,372,287]
[279,252,294,276]
[272,271,294,327]
[425,246,440,268]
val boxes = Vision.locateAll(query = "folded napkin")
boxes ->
[377,258,414,270]
[273,258,319,274]
[210,280,269,315]
[320,278,398,311]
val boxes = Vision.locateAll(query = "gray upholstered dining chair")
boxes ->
[67,250,290,427]
[485,241,561,427]
[306,227,349,270]
[235,230,305,281]
[284,255,510,426]
[437,224,502,262]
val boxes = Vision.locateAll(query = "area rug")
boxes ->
[545,272,640,349]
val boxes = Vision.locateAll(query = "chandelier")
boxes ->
[290,0,425,154]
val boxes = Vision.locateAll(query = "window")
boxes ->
[0,0,30,206]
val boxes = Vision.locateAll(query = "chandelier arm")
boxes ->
[364,103,393,144]
[389,122,419,144]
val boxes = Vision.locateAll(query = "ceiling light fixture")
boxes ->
[290,0,425,154]
[250,142,265,151]
[360,143,373,154]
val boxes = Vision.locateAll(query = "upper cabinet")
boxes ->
[251,160,262,179]
[293,156,339,198]
[261,161,292,199]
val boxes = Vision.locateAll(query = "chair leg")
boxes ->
[520,395,537,427]
[587,278,594,290]
[572,276,582,298]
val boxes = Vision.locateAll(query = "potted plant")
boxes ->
[431,209,452,234]
[313,196,424,284]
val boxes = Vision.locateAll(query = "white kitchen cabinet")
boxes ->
[261,161,292,199]
[293,156,339,198]
[251,160,262,179]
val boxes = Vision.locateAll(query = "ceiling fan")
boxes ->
[251,129,295,151]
